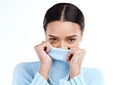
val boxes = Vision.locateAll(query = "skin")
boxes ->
[34,21,85,80]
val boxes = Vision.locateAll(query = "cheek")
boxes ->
[68,42,80,48]
[50,43,59,47]
[49,41,60,48]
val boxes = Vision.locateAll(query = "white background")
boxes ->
[0,0,120,85]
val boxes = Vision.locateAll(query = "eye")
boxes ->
[49,38,58,43]
[67,38,76,43]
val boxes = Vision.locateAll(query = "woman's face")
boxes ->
[45,21,82,49]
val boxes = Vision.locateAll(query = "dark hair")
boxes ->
[43,3,85,32]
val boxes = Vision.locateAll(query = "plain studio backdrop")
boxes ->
[0,0,120,85]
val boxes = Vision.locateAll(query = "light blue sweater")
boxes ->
[12,47,105,85]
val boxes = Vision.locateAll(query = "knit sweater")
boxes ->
[12,47,105,85]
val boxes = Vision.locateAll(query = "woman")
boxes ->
[12,2,104,85]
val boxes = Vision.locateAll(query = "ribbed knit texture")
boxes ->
[48,47,70,85]
[48,47,70,62]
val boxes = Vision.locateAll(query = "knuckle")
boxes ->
[34,45,38,50]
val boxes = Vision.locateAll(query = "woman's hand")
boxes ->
[66,48,85,79]
[34,41,52,80]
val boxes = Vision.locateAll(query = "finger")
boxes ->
[82,49,86,56]
[66,48,79,62]
[69,47,77,51]
[79,49,86,56]
[34,44,42,50]
[70,49,85,61]
[34,41,51,52]
[45,41,51,53]
[41,41,51,53]
[66,51,74,62]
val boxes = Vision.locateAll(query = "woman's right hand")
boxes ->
[34,41,52,80]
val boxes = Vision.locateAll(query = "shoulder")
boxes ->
[13,61,40,78]
[81,67,103,74]
[81,67,104,77]
[81,67,105,83]
[12,61,40,85]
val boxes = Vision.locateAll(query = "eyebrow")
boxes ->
[66,35,77,38]
[48,35,77,38]
[48,35,57,37]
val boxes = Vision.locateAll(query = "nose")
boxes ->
[57,41,68,49]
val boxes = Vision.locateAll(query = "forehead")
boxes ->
[46,21,81,36]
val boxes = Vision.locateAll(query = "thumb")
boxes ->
[66,51,73,63]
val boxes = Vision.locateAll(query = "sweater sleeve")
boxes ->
[60,69,105,85]
[30,72,49,85]
[60,73,87,85]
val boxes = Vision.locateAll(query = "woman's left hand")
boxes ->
[66,48,85,79]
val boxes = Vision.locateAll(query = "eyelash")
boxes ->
[68,38,76,43]
[49,38,58,43]
[49,38,76,43]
